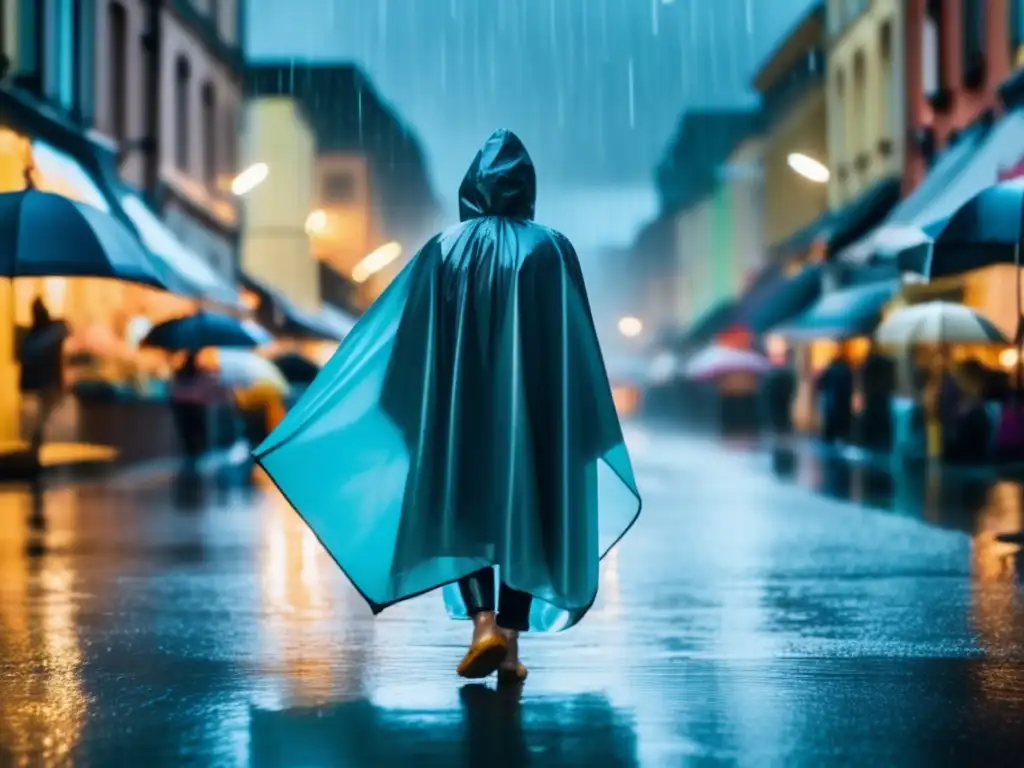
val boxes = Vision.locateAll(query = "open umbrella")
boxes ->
[216,349,290,393]
[875,301,1008,346]
[0,189,163,287]
[682,345,771,381]
[142,311,271,352]
[897,178,1024,280]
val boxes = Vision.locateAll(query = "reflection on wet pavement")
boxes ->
[2,428,1024,765]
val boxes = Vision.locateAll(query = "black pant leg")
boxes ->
[496,582,532,631]
[457,567,496,615]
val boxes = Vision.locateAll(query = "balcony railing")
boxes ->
[760,49,826,130]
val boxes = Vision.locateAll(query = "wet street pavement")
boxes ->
[3,425,1024,766]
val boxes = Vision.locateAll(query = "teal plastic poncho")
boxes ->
[255,129,641,632]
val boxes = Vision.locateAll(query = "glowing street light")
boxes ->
[618,316,643,338]
[787,152,830,183]
[304,209,328,235]
[232,163,269,196]
[352,241,403,283]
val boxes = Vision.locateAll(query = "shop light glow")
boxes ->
[352,241,403,283]
[787,153,830,183]
[232,163,269,195]
[305,209,328,235]
[618,316,644,338]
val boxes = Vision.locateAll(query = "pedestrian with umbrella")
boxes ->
[143,311,272,459]
[0,181,174,468]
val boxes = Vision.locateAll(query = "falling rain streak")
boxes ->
[245,0,814,234]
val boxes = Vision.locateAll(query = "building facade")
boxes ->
[91,0,244,281]
[240,97,319,311]
[904,0,1017,189]
[826,0,905,206]
[246,62,441,307]
[720,138,765,292]
[753,3,829,254]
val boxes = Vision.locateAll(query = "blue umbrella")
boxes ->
[897,178,1024,279]
[0,189,164,286]
[141,311,272,351]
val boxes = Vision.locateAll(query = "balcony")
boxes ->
[760,49,826,131]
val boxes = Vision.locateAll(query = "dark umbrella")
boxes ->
[896,178,1024,385]
[897,179,1024,280]
[0,189,163,287]
[271,352,321,384]
[142,311,272,352]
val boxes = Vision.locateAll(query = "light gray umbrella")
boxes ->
[874,301,1007,345]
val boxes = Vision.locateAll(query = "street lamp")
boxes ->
[352,241,403,283]
[232,163,269,195]
[618,315,643,339]
[304,209,328,235]
[787,152,830,183]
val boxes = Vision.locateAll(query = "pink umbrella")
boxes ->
[682,345,771,381]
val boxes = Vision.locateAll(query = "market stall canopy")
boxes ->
[770,280,900,341]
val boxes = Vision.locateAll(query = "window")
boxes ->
[222,106,237,174]
[962,0,985,87]
[922,0,945,96]
[852,50,867,157]
[16,0,45,90]
[49,0,76,108]
[201,82,216,185]
[1013,0,1024,67]
[1,0,7,66]
[880,21,895,141]
[75,0,95,122]
[833,69,846,164]
[323,171,356,203]
[174,56,191,171]
[108,2,127,140]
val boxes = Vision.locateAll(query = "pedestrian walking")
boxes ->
[255,129,642,683]
[19,296,69,464]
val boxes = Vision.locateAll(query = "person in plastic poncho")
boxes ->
[255,129,641,684]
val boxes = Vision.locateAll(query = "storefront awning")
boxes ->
[771,177,901,261]
[241,273,345,341]
[118,190,241,307]
[769,210,831,261]
[2,88,240,308]
[731,265,823,333]
[838,117,994,262]
[670,299,737,352]
[770,280,900,341]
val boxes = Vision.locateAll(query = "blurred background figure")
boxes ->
[816,344,853,445]
[19,296,69,463]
